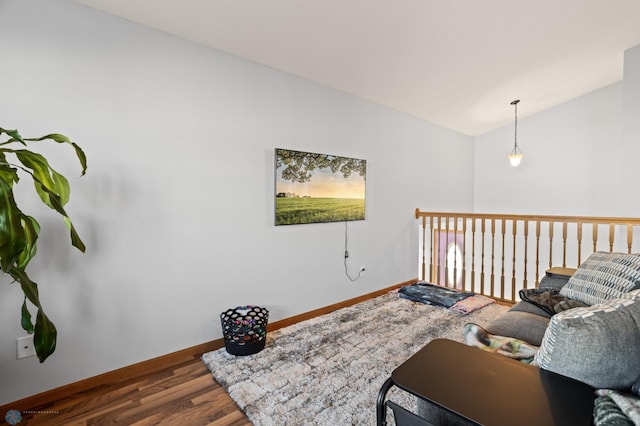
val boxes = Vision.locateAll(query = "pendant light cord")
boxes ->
[512,99,520,149]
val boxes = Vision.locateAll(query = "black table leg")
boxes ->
[376,377,394,426]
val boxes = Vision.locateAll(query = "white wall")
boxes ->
[474,82,625,216]
[621,45,640,216]
[475,43,640,218]
[0,0,474,404]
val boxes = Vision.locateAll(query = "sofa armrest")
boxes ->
[539,269,573,291]
[545,267,576,278]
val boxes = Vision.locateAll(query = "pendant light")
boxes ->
[508,99,523,166]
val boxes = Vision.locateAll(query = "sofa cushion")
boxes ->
[533,289,640,390]
[485,310,550,346]
[509,301,553,318]
[559,252,640,305]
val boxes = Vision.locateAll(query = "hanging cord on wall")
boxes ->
[344,221,365,282]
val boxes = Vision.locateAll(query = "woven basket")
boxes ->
[220,305,269,356]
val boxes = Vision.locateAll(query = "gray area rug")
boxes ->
[202,292,508,425]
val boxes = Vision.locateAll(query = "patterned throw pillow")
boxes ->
[559,252,640,305]
[533,289,640,390]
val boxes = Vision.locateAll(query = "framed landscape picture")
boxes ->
[275,148,366,226]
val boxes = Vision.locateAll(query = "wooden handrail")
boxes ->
[415,209,640,303]
[416,209,640,225]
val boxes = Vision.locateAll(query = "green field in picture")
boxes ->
[276,197,365,225]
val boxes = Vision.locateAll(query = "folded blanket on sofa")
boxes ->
[594,395,634,426]
[463,323,538,363]
[595,390,640,426]
[519,288,588,316]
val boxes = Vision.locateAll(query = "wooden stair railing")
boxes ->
[416,209,640,304]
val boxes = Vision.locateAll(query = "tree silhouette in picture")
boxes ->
[276,150,366,183]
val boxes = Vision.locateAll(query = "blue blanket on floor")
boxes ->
[398,282,474,308]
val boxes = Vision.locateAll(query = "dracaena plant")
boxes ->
[0,127,86,362]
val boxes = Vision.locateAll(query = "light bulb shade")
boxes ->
[508,145,523,166]
[508,152,523,166]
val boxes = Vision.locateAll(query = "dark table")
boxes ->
[376,338,595,425]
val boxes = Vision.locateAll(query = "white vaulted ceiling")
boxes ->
[71,0,640,136]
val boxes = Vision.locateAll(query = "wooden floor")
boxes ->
[15,353,251,426]
[5,283,412,426]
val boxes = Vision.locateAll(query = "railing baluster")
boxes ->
[461,218,467,291]
[471,218,476,293]
[481,219,486,296]
[420,216,424,280]
[549,220,554,270]
[430,216,436,283]
[577,222,583,265]
[436,216,442,283]
[511,219,517,302]
[609,224,615,252]
[445,218,451,287]
[593,223,598,252]
[523,220,529,289]
[628,224,633,254]
[491,218,496,299]
[453,218,458,288]
[562,222,568,267]
[535,220,541,287]
[500,218,506,300]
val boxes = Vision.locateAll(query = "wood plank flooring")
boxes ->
[10,353,251,426]
[3,283,414,425]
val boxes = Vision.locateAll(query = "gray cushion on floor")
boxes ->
[485,310,550,346]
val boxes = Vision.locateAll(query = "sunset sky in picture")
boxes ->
[276,167,365,199]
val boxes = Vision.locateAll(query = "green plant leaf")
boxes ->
[21,297,34,334]
[71,143,87,176]
[34,308,57,363]
[16,215,40,270]
[31,180,85,253]
[0,179,28,271]
[34,133,70,143]
[15,149,71,206]
[64,216,86,253]
[0,128,26,146]
[24,133,87,176]
[0,174,41,271]
[0,160,20,185]
[9,267,40,308]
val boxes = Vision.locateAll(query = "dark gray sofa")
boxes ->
[403,253,640,426]
[409,269,576,426]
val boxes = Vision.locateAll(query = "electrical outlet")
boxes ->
[17,335,36,359]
